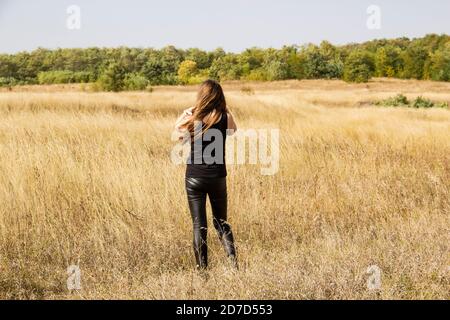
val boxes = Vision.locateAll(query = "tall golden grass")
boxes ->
[0,79,449,299]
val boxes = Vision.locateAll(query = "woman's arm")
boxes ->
[175,107,194,130]
[227,109,237,135]
[174,107,194,141]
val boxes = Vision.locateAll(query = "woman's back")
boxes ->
[186,112,228,178]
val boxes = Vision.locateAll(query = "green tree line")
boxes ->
[0,34,449,90]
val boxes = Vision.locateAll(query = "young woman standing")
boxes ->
[175,80,238,270]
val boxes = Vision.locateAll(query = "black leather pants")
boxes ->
[185,177,237,269]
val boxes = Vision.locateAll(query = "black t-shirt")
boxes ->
[186,112,228,178]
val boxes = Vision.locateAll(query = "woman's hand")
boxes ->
[183,107,194,116]
[175,107,194,130]
[174,107,194,141]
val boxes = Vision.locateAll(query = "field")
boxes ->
[0,79,449,299]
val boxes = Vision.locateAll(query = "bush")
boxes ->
[37,70,92,84]
[375,94,448,109]
[0,77,18,87]
[244,68,268,81]
[435,101,449,108]
[96,63,126,92]
[123,73,149,91]
[412,96,435,108]
[375,94,409,107]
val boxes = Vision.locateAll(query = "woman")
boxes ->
[175,79,238,270]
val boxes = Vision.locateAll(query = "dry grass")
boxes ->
[0,79,449,299]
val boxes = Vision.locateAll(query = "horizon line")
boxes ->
[1,32,448,55]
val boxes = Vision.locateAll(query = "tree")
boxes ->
[209,47,226,62]
[302,45,326,79]
[141,57,165,85]
[429,43,450,81]
[239,47,265,77]
[160,46,184,82]
[97,62,126,91]
[343,50,375,83]
[185,48,211,69]
[374,46,403,77]
[281,46,305,79]
[177,60,198,84]
[302,43,343,79]
[401,45,428,79]
[265,61,289,81]
[140,47,182,85]
[123,73,149,90]
[0,54,17,79]
[208,54,242,81]
[0,34,449,88]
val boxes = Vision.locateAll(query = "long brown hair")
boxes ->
[182,79,228,139]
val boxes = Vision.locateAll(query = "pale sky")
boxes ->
[0,0,449,53]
